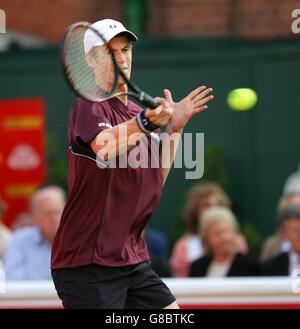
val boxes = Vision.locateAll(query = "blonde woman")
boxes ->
[190,206,259,277]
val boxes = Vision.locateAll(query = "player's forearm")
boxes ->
[161,125,183,184]
[91,117,145,160]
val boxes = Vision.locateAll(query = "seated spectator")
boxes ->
[4,186,65,280]
[260,193,300,262]
[144,228,170,277]
[190,206,259,277]
[0,197,11,270]
[170,182,247,277]
[262,205,300,276]
[11,212,34,231]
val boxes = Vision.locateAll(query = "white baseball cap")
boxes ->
[84,19,138,54]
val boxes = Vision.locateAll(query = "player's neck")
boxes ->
[117,95,128,106]
[117,84,128,106]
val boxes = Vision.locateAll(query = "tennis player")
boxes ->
[51,19,214,309]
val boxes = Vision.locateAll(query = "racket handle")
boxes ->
[139,92,159,109]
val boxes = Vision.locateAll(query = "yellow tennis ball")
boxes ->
[227,88,257,111]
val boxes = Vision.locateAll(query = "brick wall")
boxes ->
[235,0,300,39]
[146,0,300,39]
[0,0,298,42]
[0,0,123,43]
[146,0,231,37]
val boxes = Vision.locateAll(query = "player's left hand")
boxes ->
[164,86,214,133]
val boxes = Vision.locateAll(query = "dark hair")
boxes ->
[183,182,231,233]
[277,205,300,227]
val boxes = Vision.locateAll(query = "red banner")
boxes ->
[0,98,46,227]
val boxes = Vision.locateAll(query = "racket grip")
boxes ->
[139,92,159,109]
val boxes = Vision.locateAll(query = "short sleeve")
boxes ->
[71,98,113,145]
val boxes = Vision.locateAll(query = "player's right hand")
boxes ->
[144,97,174,127]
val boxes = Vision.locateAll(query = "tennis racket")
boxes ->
[61,21,158,109]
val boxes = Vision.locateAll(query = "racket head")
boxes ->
[61,22,119,102]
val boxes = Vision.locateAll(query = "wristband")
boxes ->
[136,110,159,134]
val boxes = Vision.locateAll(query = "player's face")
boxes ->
[108,35,133,85]
[85,35,132,93]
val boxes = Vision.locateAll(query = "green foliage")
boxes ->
[240,219,264,256]
[202,143,229,190]
[46,134,68,191]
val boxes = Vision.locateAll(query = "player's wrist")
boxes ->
[136,110,160,134]
[166,124,183,135]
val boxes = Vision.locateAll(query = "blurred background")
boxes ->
[0,0,300,260]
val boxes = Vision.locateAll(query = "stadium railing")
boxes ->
[0,277,300,308]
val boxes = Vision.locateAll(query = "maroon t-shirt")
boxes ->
[51,97,163,269]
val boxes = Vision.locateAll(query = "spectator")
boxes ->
[190,206,259,277]
[11,212,34,231]
[262,205,300,276]
[0,197,11,270]
[4,186,65,280]
[260,193,300,262]
[144,228,170,277]
[170,182,247,277]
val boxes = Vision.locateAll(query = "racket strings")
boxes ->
[64,25,116,102]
